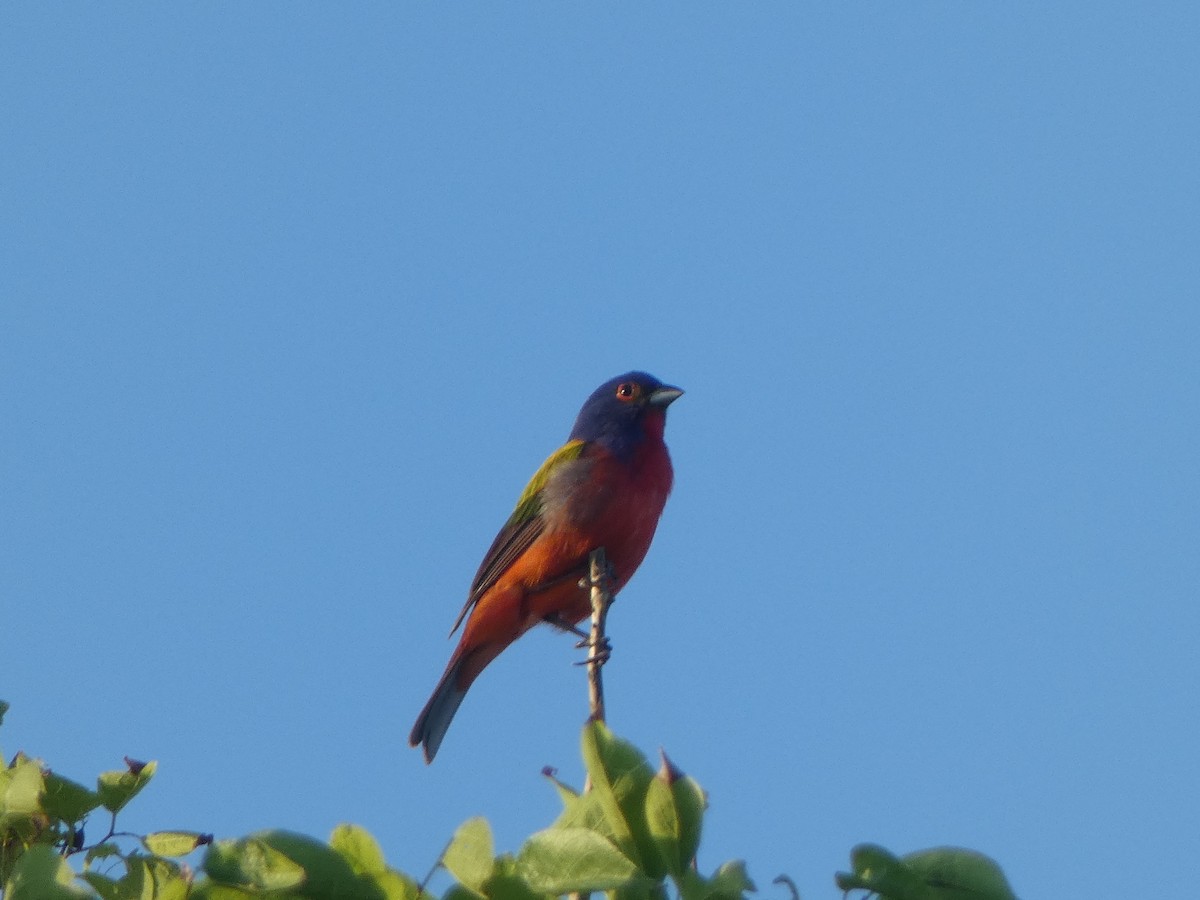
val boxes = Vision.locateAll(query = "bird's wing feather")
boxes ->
[448,439,587,636]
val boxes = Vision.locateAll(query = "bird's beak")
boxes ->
[647,385,684,407]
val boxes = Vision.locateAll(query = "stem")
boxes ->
[571,548,614,900]
[585,547,613,724]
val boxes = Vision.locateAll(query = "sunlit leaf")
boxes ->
[238,829,387,898]
[644,776,680,878]
[541,767,580,804]
[41,773,103,824]
[581,721,656,866]
[551,780,618,841]
[96,760,156,814]
[442,816,494,894]
[203,836,307,892]
[144,830,211,857]
[3,844,91,899]
[330,823,388,877]
[369,869,424,900]
[119,856,191,900]
[678,784,706,867]
[0,758,45,831]
[517,826,650,894]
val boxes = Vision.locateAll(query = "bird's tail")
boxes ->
[410,641,506,762]
[409,656,468,764]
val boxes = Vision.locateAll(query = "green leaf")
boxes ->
[676,868,709,900]
[41,773,103,824]
[203,836,308,892]
[836,844,1018,900]
[84,842,123,867]
[80,871,122,900]
[0,757,45,830]
[442,816,494,894]
[0,699,9,727]
[517,826,651,895]
[481,854,545,900]
[646,751,707,877]
[236,829,385,899]
[330,823,387,877]
[835,844,933,899]
[614,886,663,900]
[542,769,581,805]
[644,777,680,878]
[580,721,657,867]
[190,884,270,900]
[708,860,756,899]
[368,869,424,900]
[118,856,191,900]
[144,830,211,857]
[443,885,483,900]
[550,780,619,839]
[3,844,91,899]
[96,759,156,814]
[901,847,1018,900]
[669,775,706,870]
[674,860,756,900]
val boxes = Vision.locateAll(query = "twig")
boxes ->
[584,547,614,724]
[773,874,801,900]
[570,548,614,900]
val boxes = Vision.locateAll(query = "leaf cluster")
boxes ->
[836,843,1018,900]
[0,700,416,900]
[0,707,747,900]
[1,701,1019,900]
[438,722,752,900]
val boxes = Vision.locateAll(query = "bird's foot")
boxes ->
[573,635,612,666]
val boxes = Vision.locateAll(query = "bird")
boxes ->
[409,371,683,763]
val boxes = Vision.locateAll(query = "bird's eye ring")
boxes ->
[615,382,640,402]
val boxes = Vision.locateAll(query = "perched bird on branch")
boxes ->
[409,371,683,762]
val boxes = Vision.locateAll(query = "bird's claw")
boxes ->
[574,633,610,651]
[574,635,612,667]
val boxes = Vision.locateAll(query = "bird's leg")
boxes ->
[542,613,590,641]
[533,557,616,664]
[543,613,612,659]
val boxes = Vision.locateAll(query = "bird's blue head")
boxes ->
[569,372,683,457]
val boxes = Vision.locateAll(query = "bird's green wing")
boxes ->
[448,439,587,635]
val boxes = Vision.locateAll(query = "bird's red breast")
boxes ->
[454,427,673,686]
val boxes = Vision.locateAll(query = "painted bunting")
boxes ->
[409,371,683,762]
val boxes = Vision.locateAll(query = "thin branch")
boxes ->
[584,547,614,724]
[570,548,614,900]
[773,874,801,900]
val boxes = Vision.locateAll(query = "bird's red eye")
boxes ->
[615,382,640,402]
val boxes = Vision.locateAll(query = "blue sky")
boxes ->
[2,4,1198,898]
